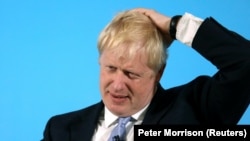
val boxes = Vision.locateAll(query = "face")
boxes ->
[99,47,162,117]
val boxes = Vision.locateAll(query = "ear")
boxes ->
[155,63,166,82]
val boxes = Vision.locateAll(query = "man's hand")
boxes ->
[132,8,173,45]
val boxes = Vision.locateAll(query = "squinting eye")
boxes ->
[107,66,116,71]
[124,71,139,79]
[130,73,139,78]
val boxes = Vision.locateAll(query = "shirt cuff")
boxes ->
[176,12,203,47]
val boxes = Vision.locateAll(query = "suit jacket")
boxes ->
[41,17,250,141]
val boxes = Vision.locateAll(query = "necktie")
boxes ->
[108,117,131,141]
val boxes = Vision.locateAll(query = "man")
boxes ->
[41,8,250,141]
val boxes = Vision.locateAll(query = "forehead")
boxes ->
[100,47,148,68]
[101,42,145,60]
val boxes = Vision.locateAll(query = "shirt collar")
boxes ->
[104,104,149,128]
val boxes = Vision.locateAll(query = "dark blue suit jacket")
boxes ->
[41,17,250,141]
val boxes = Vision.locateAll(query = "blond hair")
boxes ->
[97,10,169,72]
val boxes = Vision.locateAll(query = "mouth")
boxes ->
[110,94,129,103]
[113,95,128,98]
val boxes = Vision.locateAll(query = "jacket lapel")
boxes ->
[70,102,104,141]
[142,84,173,124]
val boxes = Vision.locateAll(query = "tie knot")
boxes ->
[108,116,132,141]
[118,117,131,126]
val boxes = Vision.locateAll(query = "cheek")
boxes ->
[100,70,106,86]
[99,70,111,92]
[133,80,155,99]
[127,72,156,97]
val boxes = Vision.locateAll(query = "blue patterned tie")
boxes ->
[108,117,131,141]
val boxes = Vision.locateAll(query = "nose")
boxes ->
[112,71,126,92]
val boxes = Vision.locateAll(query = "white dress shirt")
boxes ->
[91,12,203,141]
[91,105,149,141]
